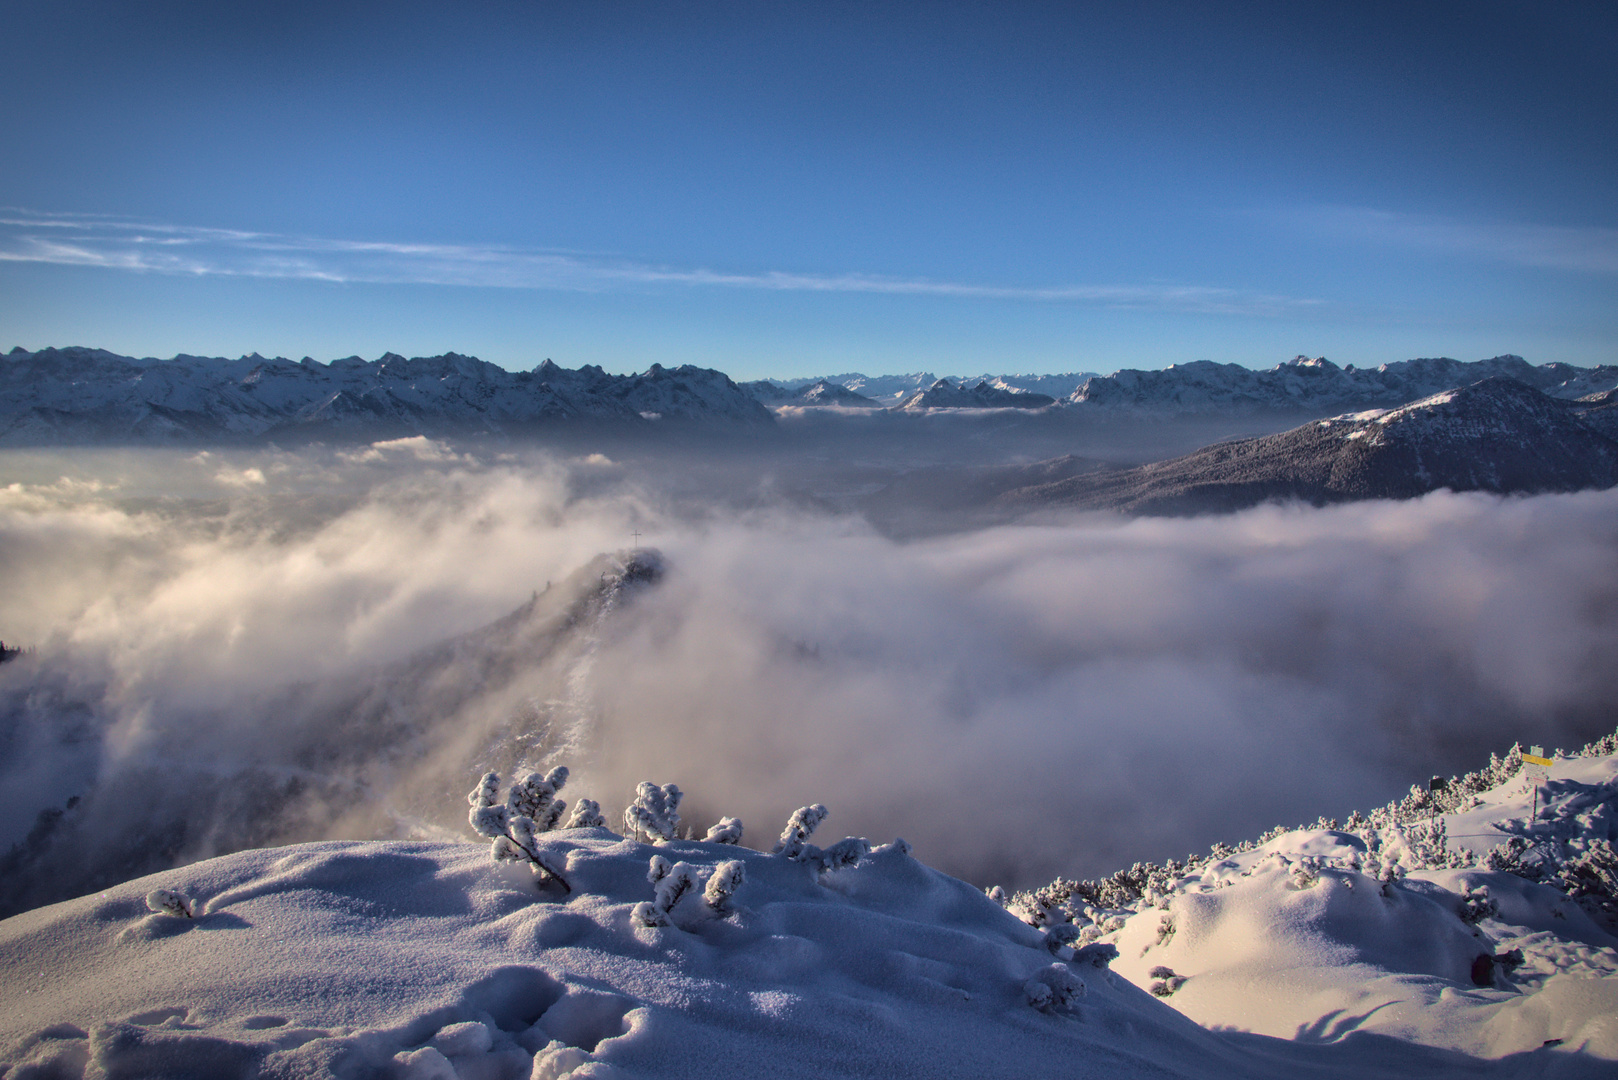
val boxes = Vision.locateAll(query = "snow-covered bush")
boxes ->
[145,889,195,918]
[807,836,870,874]
[772,804,828,859]
[1147,966,1186,997]
[634,855,744,926]
[1484,836,1544,879]
[467,770,572,893]
[633,856,700,927]
[1457,883,1497,924]
[704,816,744,845]
[1023,963,1085,1013]
[624,782,683,842]
[703,860,746,913]
[566,799,605,829]
[1556,838,1618,925]
[1288,857,1321,890]
[507,767,570,831]
[769,805,869,875]
[1043,922,1082,954]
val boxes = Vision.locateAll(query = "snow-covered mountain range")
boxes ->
[5,346,1616,447]
[998,377,1618,514]
[0,347,771,445]
[1064,354,1618,416]
[758,355,1618,415]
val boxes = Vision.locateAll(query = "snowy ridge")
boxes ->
[0,348,770,445]
[895,378,1055,411]
[748,371,1099,407]
[1067,354,1618,416]
[1007,730,1618,1063]
[1001,376,1618,514]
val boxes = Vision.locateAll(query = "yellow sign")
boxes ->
[1522,753,1553,768]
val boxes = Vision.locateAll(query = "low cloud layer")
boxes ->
[2,442,1615,911]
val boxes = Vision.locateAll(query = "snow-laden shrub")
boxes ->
[566,799,605,829]
[145,889,195,918]
[634,855,744,926]
[1043,922,1082,954]
[1484,836,1545,879]
[508,767,570,831]
[1457,883,1497,924]
[704,816,744,845]
[773,804,828,859]
[1023,963,1085,1013]
[703,860,746,913]
[1556,838,1618,926]
[770,804,869,875]
[467,770,571,893]
[633,857,700,927]
[1289,857,1322,890]
[624,782,683,842]
[1147,965,1186,997]
[807,836,870,874]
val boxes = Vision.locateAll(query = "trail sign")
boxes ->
[1523,745,1552,818]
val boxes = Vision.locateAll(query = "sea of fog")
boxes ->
[2,435,1616,914]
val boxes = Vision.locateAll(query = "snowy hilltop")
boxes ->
[0,348,770,445]
[2,733,1616,1078]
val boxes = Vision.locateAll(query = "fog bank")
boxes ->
[2,441,1615,911]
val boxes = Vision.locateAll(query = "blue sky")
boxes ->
[2,0,1614,378]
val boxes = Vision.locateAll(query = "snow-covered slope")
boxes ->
[6,743,1617,1080]
[1012,734,1618,1065]
[1067,355,1618,416]
[1003,377,1618,514]
[0,348,770,445]
[0,835,1292,1080]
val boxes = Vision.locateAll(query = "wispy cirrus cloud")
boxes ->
[1275,204,1618,274]
[0,209,1313,316]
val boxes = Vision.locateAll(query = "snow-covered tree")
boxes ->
[704,816,744,845]
[624,782,683,842]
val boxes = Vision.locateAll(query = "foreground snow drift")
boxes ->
[4,827,1615,1080]
[1091,752,1618,1063]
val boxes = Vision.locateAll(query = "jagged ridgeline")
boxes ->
[0,550,665,918]
[1009,728,1618,936]
[4,347,1616,446]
